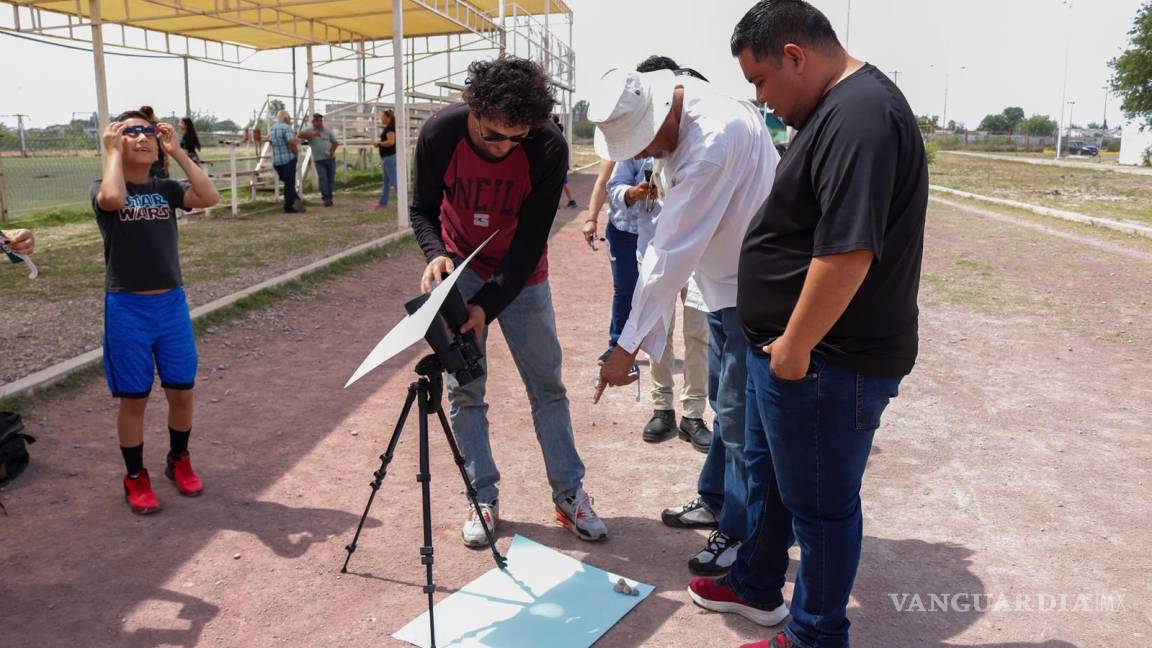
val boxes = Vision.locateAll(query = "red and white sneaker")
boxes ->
[555,488,608,542]
[123,469,162,514]
[741,633,796,648]
[688,576,790,626]
[165,451,204,497]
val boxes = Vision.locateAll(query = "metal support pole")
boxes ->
[307,45,315,117]
[392,0,410,228]
[183,55,192,117]
[90,0,110,156]
[229,144,238,216]
[0,153,9,223]
[357,40,366,105]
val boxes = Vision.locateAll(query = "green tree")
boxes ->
[216,119,240,132]
[573,99,589,115]
[978,113,1011,132]
[979,106,1026,133]
[267,99,285,120]
[1110,1,1152,125]
[1019,114,1058,136]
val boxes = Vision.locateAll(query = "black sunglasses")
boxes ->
[123,125,157,137]
[476,121,530,143]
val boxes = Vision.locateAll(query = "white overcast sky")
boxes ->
[0,0,1143,130]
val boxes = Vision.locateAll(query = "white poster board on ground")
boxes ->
[393,535,654,648]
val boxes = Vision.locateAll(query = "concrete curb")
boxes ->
[928,185,1152,239]
[0,228,413,401]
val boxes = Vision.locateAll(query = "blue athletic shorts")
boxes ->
[103,288,198,398]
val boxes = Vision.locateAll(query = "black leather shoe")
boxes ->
[643,410,677,443]
[679,417,712,454]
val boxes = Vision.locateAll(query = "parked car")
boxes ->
[1079,144,1100,157]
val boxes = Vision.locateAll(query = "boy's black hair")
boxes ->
[114,110,155,124]
[730,0,842,61]
[463,56,556,127]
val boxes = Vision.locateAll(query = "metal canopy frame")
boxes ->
[0,0,576,228]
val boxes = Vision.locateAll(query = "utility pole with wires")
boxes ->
[1055,0,1074,159]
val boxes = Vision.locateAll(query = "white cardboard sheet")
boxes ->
[344,232,497,388]
[392,534,654,648]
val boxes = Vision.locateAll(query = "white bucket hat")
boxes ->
[588,68,677,161]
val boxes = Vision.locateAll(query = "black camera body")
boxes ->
[404,285,485,386]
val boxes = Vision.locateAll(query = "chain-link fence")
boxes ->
[0,127,103,216]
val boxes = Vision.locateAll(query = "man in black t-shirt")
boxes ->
[685,3,928,648]
[93,110,220,515]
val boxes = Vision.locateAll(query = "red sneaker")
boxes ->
[165,451,204,497]
[741,633,796,648]
[123,469,162,514]
[688,576,789,627]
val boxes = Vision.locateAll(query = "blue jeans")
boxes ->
[605,222,639,349]
[446,268,586,504]
[696,307,750,540]
[729,350,901,648]
[274,158,299,211]
[314,157,336,201]
[379,154,397,206]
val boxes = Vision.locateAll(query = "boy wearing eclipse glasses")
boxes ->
[92,110,219,514]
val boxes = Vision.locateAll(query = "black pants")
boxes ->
[274,159,299,211]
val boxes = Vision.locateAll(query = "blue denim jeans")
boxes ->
[274,158,299,211]
[314,157,336,201]
[605,222,639,349]
[379,154,397,206]
[729,350,901,648]
[696,307,750,540]
[445,268,586,504]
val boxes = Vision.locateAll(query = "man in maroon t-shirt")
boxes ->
[410,57,607,547]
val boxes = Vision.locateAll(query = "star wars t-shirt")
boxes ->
[91,177,187,293]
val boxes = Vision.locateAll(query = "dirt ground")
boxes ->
[2,171,1150,647]
[0,191,399,384]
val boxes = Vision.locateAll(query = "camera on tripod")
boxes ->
[404,284,484,386]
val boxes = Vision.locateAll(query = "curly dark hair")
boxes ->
[463,57,556,127]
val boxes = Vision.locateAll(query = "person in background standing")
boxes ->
[178,117,202,165]
[374,109,397,210]
[299,113,341,207]
[269,110,304,213]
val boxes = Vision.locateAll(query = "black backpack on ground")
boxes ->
[0,412,36,513]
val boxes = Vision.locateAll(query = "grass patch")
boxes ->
[931,152,1152,225]
[0,234,417,416]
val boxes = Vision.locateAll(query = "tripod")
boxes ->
[341,354,507,648]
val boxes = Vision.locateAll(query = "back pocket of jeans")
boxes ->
[855,376,900,430]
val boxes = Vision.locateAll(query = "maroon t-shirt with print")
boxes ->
[410,102,567,321]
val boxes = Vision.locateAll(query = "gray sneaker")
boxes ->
[461,499,499,548]
[688,529,742,576]
[661,496,719,529]
[555,488,608,542]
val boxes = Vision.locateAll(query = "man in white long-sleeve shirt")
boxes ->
[589,68,779,574]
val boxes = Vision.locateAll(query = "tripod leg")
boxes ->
[436,407,508,570]
[340,384,417,574]
[417,382,438,648]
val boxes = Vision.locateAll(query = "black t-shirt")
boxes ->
[738,64,928,378]
[91,178,187,293]
[378,122,396,157]
[410,102,567,321]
